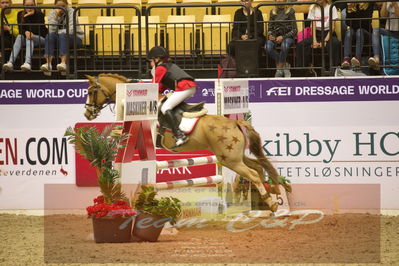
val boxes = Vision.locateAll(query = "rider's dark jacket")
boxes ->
[152,60,196,93]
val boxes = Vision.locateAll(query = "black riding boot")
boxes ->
[164,110,188,147]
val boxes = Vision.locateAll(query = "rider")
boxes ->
[147,46,197,147]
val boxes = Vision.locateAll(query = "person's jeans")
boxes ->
[344,28,371,58]
[8,34,45,64]
[44,32,82,57]
[265,38,294,63]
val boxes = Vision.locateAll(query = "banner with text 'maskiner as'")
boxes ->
[115,83,158,121]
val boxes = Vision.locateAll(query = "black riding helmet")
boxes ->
[147,46,169,61]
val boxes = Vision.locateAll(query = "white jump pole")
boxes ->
[156,155,217,170]
[155,175,223,190]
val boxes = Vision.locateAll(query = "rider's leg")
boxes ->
[160,87,196,114]
[164,110,188,147]
[161,87,196,147]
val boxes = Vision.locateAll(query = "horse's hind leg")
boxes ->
[243,156,264,182]
[221,159,278,212]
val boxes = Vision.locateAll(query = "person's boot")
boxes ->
[164,110,188,147]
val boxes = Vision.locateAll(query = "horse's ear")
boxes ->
[85,74,95,83]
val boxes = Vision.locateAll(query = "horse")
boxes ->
[84,73,286,212]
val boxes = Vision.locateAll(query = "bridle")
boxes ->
[85,76,116,118]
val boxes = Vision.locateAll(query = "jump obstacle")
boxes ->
[114,81,260,215]
[156,155,217,170]
[155,176,223,190]
[155,156,222,190]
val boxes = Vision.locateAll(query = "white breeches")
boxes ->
[161,86,196,114]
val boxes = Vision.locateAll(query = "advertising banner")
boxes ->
[215,79,249,115]
[115,83,158,121]
[0,77,398,209]
[193,76,399,103]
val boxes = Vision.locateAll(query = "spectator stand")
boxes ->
[144,2,249,78]
[72,5,142,79]
[254,1,326,77]
[2,1,397,80]
[0,6,69,80]
[329,0,389,76]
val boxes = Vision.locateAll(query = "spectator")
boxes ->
[227,0,265,57]
[40,0,83,76]
[341,2,375,68]
[265,0,297,77]
[0,0,19,60]
[368,2,399,70]
[295,0,341,72]
[3,0,47,72]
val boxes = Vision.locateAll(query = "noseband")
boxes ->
[85,76,116,117]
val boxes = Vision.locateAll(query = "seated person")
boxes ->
[265,0,297,77]
[40,0,84,76]
[341,2,375,68]
[295,0,341,71]
[227,0,265,57]
[3,0,47,72]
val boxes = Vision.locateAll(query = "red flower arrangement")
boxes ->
[87,195,137,218]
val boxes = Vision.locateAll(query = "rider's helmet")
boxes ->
[147,46,169,61]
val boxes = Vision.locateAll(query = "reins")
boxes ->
[85,76,116,117]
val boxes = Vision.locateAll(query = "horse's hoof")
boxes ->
[262,195,278,212]
[270,202,278,212]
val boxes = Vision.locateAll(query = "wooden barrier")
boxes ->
[156,155,217,170]
[155,175,223,190]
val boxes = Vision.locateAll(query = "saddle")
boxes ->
[156,98,207,148]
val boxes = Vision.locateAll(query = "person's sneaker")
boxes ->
[283,63,291,78]
[274,69,284,77]
[3,62,13,72]
[20,62,31,72]
[341,57,350,69]
[40,63,52,76]
[368,56,380,71]
[56,62,66,72]
[351,57,361,68]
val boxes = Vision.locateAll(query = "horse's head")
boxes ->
[84,74,123,120]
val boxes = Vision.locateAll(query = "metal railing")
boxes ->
[72,5,142,78]
[330,0,398,74]
[1,6,69,79]
[1,1,398,79]
[255,1,326,76]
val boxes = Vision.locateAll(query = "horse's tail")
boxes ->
[236,120,280,193]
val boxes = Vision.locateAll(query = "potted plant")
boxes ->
[64,125,135,243]
[132,185,181,242]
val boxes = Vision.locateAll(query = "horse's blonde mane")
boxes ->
[98,73,129,82]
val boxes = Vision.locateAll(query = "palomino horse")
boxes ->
[84,73,283,211]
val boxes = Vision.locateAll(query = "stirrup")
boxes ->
[172,135,188,148]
